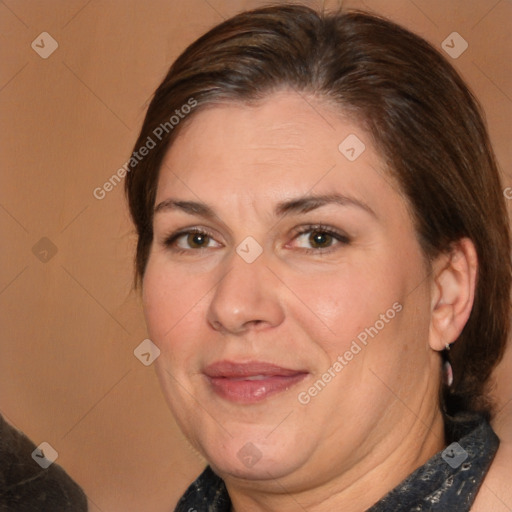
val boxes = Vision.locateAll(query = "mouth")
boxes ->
[203,360,309,404]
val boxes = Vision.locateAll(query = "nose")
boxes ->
[206,249,285,335]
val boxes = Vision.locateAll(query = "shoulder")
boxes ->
[0,414,88,511]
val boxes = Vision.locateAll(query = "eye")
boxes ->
[291,225,350,253]
[163,228,222,252]
[161,224,349,255]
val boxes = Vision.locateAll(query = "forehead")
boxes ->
[156,91,403,214]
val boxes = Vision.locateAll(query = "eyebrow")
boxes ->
[154,193,376,219]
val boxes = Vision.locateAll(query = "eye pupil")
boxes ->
[188,233,208,248]
[310,231,332,248]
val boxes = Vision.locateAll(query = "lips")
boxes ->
[203,360,308,404]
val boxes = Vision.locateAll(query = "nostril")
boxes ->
[211,320,223,331]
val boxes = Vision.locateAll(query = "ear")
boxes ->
[428,238,478,351]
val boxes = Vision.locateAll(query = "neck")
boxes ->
[225,407,446,512]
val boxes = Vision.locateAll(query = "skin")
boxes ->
[143,91,477,511]
[473,350,512,511]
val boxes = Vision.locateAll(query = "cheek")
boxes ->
[287,248,423,364]
[142,267,173,341]
[289,264,397,338]
[142,256,205,353]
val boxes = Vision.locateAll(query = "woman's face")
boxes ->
[143,91,441,486]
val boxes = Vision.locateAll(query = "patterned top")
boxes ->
[174,413,499,512]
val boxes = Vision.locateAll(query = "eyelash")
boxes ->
[162,224,351,255]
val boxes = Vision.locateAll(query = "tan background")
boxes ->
[0,1,510,511]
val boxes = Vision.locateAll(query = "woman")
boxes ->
[125,4,511,511]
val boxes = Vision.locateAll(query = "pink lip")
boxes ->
[204,360,308,404]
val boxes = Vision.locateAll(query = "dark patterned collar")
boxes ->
[174,413,499,512]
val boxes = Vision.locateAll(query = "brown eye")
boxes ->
[163,228,222,253]
[308,231,334,248]
[186,232,210,248]
[291,225,350,253]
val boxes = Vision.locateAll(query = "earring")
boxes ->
[444,360,454,386]
[445,343,451,351]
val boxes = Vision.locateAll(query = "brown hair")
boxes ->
[125,4,511,418]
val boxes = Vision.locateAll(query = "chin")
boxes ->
[203,430,309,481]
